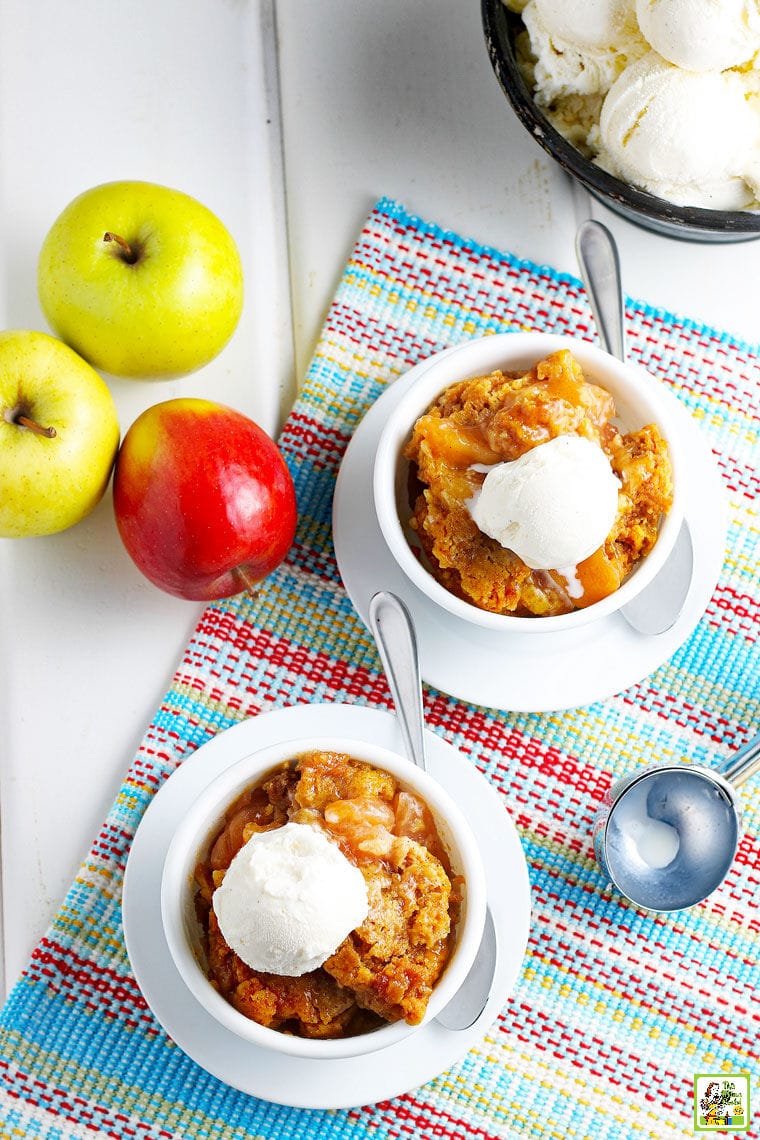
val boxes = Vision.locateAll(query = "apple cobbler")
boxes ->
[193,749,460,1039]
[404,348,673,616]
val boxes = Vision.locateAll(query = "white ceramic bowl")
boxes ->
[161,733,487,1060]
[373,331,686,634]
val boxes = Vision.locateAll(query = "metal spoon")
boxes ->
[368,590,427,773]
[435,904,497,1031]
[367,590,497,1030]
[575,219,694,636]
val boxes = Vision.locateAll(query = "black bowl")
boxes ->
[481,0,760,243]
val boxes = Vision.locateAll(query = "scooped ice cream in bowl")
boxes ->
[373,331,684,633]
[469,434,621,579]
[592,51,760,210]
[211,821,370,976]
[499,0,760,212]
[517,0,647,105]
[161,734,487,1058]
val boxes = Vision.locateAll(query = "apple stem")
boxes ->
[16,414,56,438]
[103,231,138,263]
[236,567,259,597]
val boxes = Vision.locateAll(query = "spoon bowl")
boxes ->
[593,730,760,911]
[593,763,739,911]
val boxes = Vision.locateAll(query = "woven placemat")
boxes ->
[1,198,758,1139]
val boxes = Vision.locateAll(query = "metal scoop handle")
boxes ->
[716,731,760,788]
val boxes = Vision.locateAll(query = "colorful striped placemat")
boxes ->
[1,197,758,1139]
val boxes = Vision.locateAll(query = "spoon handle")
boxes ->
[368,591,427,771]
[575,220,626,362]
[717,731,760,787]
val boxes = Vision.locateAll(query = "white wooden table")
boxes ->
[1,0,758,999]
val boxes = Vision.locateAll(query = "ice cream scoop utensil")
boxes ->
[593,729,760,912]
[719,728,760,787]
[575,219,693,635]
[367,589,497,1029]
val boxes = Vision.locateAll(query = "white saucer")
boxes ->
[333,356,727,712]
[122,703,531,1110]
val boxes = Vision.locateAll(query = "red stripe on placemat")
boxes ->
[324,301,446,366]
[717,451,760,500]
[707,585,760,641]
[0,1058,174,1140]
[366,1093,501,1140]
[183,613,757,768]
[27,939,156,1028]
[280,412,353,470]
[527,925,760,1049]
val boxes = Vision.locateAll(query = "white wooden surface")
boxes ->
[1,0,758,997]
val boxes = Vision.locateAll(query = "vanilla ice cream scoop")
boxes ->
[596,52,760,208]
[469,434,620,571]
[213,821,368,976]
[509,0,760,212]
[532,0,639,50]
[520,0,647,100]
[636,0,760,72]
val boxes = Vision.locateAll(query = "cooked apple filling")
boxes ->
[193,750,460,1039]
[404,348,673,616]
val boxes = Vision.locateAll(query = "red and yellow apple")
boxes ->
[112,398,297,600]
[0,329,120,537]
[37,180,244,379]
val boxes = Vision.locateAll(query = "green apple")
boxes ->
[0,330,120,537]
[37,180,244,379]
